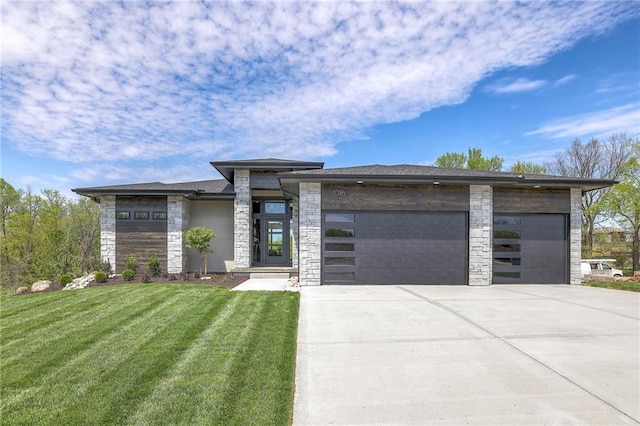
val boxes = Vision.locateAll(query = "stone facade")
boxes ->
[100,195,116,270]
[298,183,321,286]
[167,196,190,273]
[233,170,251,269]
[468,185,493,286]
[569,188,582,285]
[291,198,299,268]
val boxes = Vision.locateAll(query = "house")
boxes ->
[72,158,616,286]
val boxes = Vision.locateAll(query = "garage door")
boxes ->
[493,214,568,284]
[322,211,468,285]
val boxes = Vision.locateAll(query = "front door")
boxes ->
[252,200,291,266]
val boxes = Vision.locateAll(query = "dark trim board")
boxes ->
[322,210,468,285]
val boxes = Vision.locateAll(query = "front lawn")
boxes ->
[1,284,299,425]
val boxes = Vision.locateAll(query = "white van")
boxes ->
[581,259,624,278]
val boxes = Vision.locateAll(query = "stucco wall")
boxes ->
[188,200,234,273]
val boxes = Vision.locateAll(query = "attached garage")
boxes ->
[323,211,468,285]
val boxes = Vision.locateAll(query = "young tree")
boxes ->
[185,227,216,275]
[545,134,635,256]
[603,145,640,273]
[435,148,503,171]
[508,161,546,174]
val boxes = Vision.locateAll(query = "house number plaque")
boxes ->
[333,189,346,197]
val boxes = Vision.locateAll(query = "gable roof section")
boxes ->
[211,158,324,182]
[72,179,234,200]
[278,164,617,194]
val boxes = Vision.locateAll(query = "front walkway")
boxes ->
[293,285,640,425]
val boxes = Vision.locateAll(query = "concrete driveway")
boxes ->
[293,285,640,425]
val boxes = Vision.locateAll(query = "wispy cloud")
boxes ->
[554,74,576,87]
[1,1,637,174]
[526,104,640,139]
[485,78,548,94]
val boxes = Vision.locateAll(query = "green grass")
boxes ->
[582,280,640,292]
[1,284,299,425]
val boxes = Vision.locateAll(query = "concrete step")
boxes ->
[249,272,290,280]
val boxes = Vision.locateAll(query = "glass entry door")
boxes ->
[266,220,285,263]
[252,200,291,266]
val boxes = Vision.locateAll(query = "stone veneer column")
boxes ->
[233,169,251,269]
[569,188,582,285]
[468,185,493,286]
[299,183,321,286]
[291,198,299,268]
[167,196,189,273]
[100,195,116,271]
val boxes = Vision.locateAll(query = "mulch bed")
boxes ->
[87,273,249,289]
[14,273,249,295]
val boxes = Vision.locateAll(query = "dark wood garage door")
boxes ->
[323,211,468,285]
[493,214,568,284]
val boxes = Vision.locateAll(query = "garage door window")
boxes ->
[493,215,522,283]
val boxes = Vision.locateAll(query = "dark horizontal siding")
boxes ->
[322,184,469,211]
[493,188,570,214]
[116,196,167,273]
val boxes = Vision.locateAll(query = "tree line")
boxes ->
[0,180,100,289]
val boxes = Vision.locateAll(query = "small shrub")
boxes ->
[59,274,73,286]
[95,272,108,283]
[125,257,138,274]
[194,272,200,279]
[97,260,113,275]
[169,274,178,281]
[140,273,152,283]
[122,269,135,281]
[147,255,161,277]
[180,272,191,281]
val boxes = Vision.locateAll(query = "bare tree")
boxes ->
[545,134,635,256]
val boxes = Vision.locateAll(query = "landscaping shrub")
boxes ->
[147,255,161,277]
[94,272,108,283]
[126,257,138,274]
[122,269,135,281]
[141,273,152,283]
[97,260,113,275]
[59,274,73,286]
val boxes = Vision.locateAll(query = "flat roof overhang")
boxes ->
[278,174,617,196]
[211,159,324,182]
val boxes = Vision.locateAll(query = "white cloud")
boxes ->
[554,74,576,86]
[1,1,638,170]
[485,78,548,94]
[526,104,640,139]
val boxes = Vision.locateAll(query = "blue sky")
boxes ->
[1,1,639,197]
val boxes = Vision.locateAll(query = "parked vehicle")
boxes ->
[581,259,623,278]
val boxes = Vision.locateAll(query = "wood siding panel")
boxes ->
[493,188,570,214]
[322,184,469,211]
[250,172,281,190]
[116,196,167,273]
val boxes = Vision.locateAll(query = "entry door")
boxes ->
[266,219,286,264]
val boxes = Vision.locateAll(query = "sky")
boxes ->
[1,1,639,197]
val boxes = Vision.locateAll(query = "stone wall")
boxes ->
[233,170,251,269]
[569,188,582,285]
[291,197,299,268]
[167,196,189,273]
[298,183,321,285]
[100,195,116,270]
[468,185,492,286]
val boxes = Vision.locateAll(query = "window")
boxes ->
[494,272,521,279]
[493,257,521,266]
[494,244,520,252]
[134,211,149,220]
[325,243,355,251]
[325,257,355,266]
[325,228,355,237]
[494,230,520,239]
[153,211,167,220]
[265,202,285,214]
[494,215,521,225]
[325,213,355,223]
[116,211,130,220]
